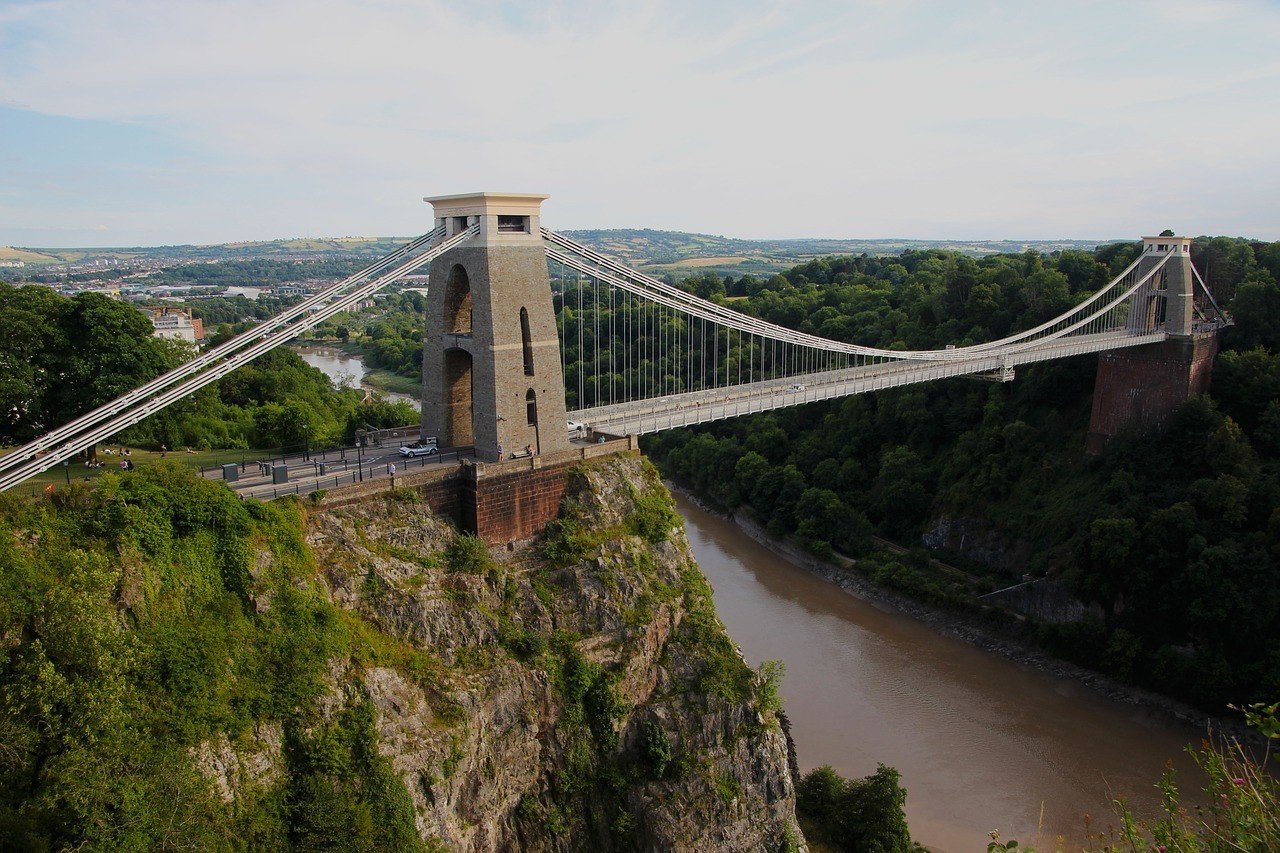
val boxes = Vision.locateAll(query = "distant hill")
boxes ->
[0,237,409,270]
[3,229,1115,279]
[559,229,1113,277]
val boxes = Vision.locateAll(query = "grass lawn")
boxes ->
[1,446,269,497]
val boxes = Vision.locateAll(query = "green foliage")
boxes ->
[558,645,624,752]
[539,512,598,568]
[284,696,427,852]
[755,659,786,718]
[644,236,1280,712]
[445,533,492,575]
[639,721,673,779]
[0,285,174,444]
[624,479,682,543]
[797,764,915,853]
[0,465,423,850]
[0,283,416,452]
[675,563,755,704]
[350,291,428,379]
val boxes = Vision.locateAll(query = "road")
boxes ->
[203,440,475,500]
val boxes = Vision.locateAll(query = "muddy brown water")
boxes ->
[294,345,418,406]
[674,493,1204,851]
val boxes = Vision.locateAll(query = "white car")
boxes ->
[567,420,585,436]
[787,383,807,393]
[398,442,439,457]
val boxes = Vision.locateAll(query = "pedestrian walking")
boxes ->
[388,462,396,490]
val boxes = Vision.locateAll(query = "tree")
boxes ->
[797,765,914,852]
[1229,277,1280,351]
[0,286,177,443]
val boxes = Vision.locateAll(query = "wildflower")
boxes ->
[1233,777,1246,786]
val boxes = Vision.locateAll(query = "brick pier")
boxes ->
[1085,332,1219,453]
[318,436,639,544]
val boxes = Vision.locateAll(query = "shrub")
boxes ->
[445,534,491,574]
[640,722,672,779]
[797,764,914,853]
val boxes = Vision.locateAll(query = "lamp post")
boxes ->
[62,460,70,485]
[356,433,364,482]
[302,423,310,462]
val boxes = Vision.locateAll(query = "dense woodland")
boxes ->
[644,236,1280,713]
[0,283,415,452]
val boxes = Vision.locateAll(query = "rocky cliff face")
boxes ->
[212,453,802,851]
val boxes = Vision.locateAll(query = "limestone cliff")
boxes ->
[254,453,802,851]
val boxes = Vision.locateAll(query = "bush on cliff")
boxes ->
[797,764,915,852]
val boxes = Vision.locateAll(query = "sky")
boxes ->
[1,0,1278,247]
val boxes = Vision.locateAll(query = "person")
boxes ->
[120,459,128,472]
[524,444,533,456]
[160,444,167,458]
[497,442,503,459]
[388,462,396,489]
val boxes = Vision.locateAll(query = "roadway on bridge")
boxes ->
[210,433,601,500]
[204,441,474,500]
[577,330,1167,436]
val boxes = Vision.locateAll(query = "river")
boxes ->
[294,345,419,407]
[674,493,1204,851]
[299,343,1206,847]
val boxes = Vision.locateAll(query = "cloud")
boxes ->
[1,0,1278,244]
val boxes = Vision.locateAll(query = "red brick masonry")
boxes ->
[318,436,640,545]
[1086,333,1219,453]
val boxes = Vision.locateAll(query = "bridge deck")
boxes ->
[576,330,1166,436]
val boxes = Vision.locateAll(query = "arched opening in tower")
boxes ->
[444,264,472,334]
[525,388,538,427]
[520,307,535,376]
[443,348,474,446]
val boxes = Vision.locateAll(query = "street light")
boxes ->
[356,432,364,482]
[302,423,310,462]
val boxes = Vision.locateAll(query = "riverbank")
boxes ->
[362,367,421,397]
[667,482,1238,740]
[291,344,419,407]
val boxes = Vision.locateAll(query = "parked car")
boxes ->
[567,420,585,436]
[399,441,439,457]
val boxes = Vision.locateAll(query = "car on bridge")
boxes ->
[398,440,438,458]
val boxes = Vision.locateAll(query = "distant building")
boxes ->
[144,306,205,343]
[0,260,24,268]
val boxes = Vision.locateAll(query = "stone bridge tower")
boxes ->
[420,192,572,462]
[1086,235,1220,452]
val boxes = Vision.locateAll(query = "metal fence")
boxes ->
[236,447,475,501]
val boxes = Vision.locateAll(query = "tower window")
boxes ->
[498,215,529,233]
[520,307,535,376]
[526,389,538,426]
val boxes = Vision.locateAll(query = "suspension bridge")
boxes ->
[0,192,1229,497]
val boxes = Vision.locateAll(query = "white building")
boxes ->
[146,307,205,343]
